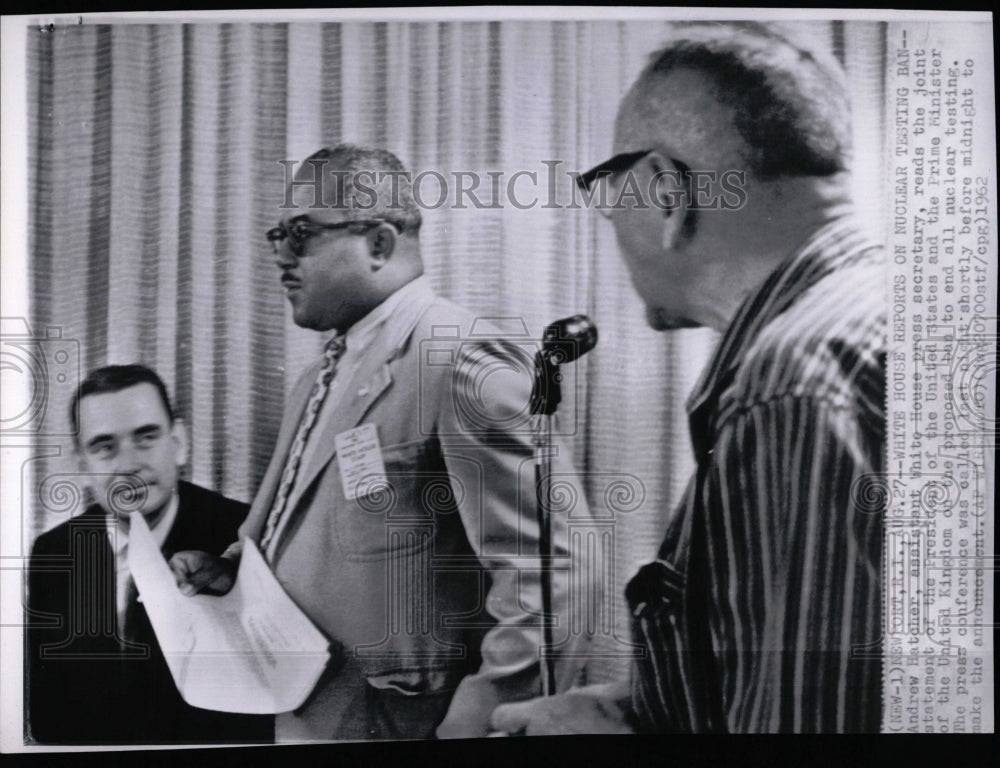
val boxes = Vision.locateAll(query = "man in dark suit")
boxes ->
[25,364,272,745]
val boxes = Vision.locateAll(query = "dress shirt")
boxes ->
[107,491,179,633]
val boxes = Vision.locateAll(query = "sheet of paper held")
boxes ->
[127,514,330,714]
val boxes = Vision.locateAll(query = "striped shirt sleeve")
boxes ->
[704,393,883,732]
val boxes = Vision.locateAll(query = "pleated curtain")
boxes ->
[26,19,886,682]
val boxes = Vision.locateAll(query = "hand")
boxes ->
[169,550,237,596]
[489,683,635,736]
[435,675,500,739]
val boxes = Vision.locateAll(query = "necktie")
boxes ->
[260,335,347,554]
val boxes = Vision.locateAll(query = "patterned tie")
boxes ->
[260,334,347,554]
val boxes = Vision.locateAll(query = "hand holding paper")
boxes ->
[128,514,330,714]
[170,550,238,595]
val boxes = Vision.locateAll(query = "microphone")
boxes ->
[530,315,598,415]
[540,315,599,365]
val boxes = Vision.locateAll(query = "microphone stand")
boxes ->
[530,351,563,697]
[527,315,597,700]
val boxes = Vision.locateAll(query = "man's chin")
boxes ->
[105,487,170,525]
[116,504,168,528]
[292,311,337,333]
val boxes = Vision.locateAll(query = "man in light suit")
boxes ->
[171,144,593,740]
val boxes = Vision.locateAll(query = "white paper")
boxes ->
[128,514,330,714]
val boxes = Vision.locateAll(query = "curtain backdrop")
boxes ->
[26,18,886,682]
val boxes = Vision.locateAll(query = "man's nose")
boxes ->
[114,442,144,476]
[273,241,298,269]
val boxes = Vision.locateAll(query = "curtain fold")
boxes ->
[26,19,885,684]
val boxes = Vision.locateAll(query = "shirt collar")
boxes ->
[107,488,180,556]
[341,275,436,360]
[685,214,876,448]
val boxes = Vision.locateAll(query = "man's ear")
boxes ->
[367,224,397,269]
[170,419,189,468]
[644,152,690,250]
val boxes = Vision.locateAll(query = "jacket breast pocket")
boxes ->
[333,437,459,561]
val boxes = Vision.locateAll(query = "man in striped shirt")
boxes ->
[492,22,885,733]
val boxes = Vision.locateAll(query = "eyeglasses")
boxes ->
[576,149,653,192]
[265,218,401,255]
[576,149,694,220]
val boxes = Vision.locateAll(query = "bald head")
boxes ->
[617,22,852,181]
[293,143,423,234]
[616,66,744,176]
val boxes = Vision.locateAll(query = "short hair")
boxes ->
[301,143,422,234]
[638,22,852,180]
[70,364,175,441]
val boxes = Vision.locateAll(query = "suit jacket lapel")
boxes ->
[161,482,208,555]
[258,287,437,541]
[242,367,322,539]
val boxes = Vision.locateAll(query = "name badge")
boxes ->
[335,423,388,500]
